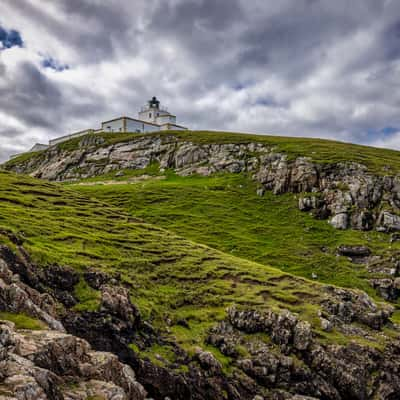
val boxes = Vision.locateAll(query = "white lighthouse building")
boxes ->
[11,97,188,158]
[138,96,183,129]
[100,96,188,134]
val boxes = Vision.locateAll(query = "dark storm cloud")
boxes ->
[0,61,63,128]
[1,0,400,162]
[151,0,243,33]
[3,0,139,64]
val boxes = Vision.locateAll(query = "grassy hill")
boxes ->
[0,168,397,361]
[5,130,400,175]
[0,170,340,351]
[71,172,399,298]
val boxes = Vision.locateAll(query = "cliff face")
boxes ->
[6,133,400,233]
[1,239,400,400]
[3,133,400,399]
[0,244,146,400]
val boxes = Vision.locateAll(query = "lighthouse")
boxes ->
[138,96,179,126]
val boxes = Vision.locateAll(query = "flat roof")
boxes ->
[160,123,187,129]
[49,128,93,143]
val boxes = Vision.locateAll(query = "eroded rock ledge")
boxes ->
[0,240,400,400]
[0,320,146,400]
[6,134,400,232]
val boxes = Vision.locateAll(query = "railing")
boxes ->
[140,105,169,113]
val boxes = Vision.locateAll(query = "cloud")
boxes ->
[1,0,400,161]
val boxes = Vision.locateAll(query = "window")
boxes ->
[149,113,151,118]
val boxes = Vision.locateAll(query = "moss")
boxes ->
[129,343,140,353]
[0,168,396,353]
[139,344,177,366]
[3,151,44,168]
[73,278,101,312]
[204,345,233,374]
[71,162,162,184]
[73,172,394,296]
[0,312,46,330]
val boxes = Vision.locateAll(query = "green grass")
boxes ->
[5,130,400,175]
[71,162,162,184]
[73,279,101,312]
[0,168,397,357]
[4,150,45,168]
[72,172,397,297]
[0,169,330,347]
[0,312,46,330]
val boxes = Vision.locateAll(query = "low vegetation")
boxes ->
[72,172,398,297]
[0,312,46,330]
[0,169,396,357]
[5,130,400,175]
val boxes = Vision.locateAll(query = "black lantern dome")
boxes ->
[148,96,160,109]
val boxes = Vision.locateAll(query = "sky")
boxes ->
[1,0,400,161]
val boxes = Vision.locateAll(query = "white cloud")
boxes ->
[1,0,400,161]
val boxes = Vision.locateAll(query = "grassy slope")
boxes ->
[0,169,351,355]
[5,130,400,175]
[72,172,398,299]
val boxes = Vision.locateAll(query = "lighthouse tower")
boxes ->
[138,96,177,125]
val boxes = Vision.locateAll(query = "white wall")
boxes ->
[49,129,94,146]
[101,119,124,133]
[138,109,154,123]
[30,143,48,152]
[156,114,176,125]
[126,119,160,133]
[160,123,187,131]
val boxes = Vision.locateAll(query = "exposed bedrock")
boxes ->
[0,242,400,399]
[6,134,400,233]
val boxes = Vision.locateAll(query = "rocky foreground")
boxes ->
[1,232,400,400]
[6,134,400,233]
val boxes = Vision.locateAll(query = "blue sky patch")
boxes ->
[41,57,69,72]
[0,26,23,49]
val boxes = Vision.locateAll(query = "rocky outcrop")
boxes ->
[208,304,400,400]
[367,253,400,301]
[0,247,63,332]
[0,320,146,400]
[6,133,400,233]
[1,241,400,399]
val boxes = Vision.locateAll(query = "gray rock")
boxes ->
[329,213,348,229]
[100,285,140,323]
[320,317,333,332]
[256,188,265,197]
[377,211,400,232]
[0,321,146,400]
[194,348,222,374]
[8,132,400,235]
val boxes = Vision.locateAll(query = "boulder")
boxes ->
[100,285,140,324]
[0,320,146,400]
[337,245,371,263]
[377,211,400,232]
[84,269,111,290]
[195,348,222,374]
[370,278,400,301]
[329,213,348,230]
